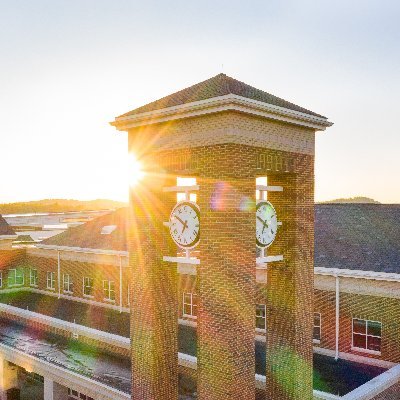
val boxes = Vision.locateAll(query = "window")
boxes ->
[256,304,266,331]
[83,277,94,297]
[63,274,73,293]
[313,313,321,342]
[103,280,115,301]
[46,272,55,290]
[29,269,38,286]
[0,272,2,288]
[177,177,197,202]
[183,292,198,318]
[8,268,24,286]
[67,388,94,400]
[256,176,268,201]
[352,318,382,353]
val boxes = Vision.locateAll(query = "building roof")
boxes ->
[15,235,34,242]
[40,208,128,252]
[315,204,400,274]
[119,73,326,119]
[0,215,16,236]
[40,204,400,274]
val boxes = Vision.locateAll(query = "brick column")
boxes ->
[197,144,256,400]
[128,143,178,400]
[265,154,314,400]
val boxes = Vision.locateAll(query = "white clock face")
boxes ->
[169,201,200,249]
[256,201,278,248]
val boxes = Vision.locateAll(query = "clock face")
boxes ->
[169,201,200,249]
[256,201,278,248]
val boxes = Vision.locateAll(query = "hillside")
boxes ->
[318,196,380,204]
[0,199,127,215]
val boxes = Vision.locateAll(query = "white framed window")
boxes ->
[313,313,321,343]
[256,304,266,331]
[352,318,382,354]
[8,268,24,287]
[29,269,38,287]
[103,280,115,302]
[183,292,197,318]
[177,177,197,202]
[0,271,2,288]
[63,274,73,294]
[83,277,94,297]
[46,271,55,290]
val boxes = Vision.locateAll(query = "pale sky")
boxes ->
[1,0,399,204]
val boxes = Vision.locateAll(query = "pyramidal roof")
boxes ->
[119,73,326,119]
[0,215,16,236]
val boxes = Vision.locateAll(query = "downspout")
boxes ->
[119,255,123,313]
[335,274,340,360]
[57,250,61,299]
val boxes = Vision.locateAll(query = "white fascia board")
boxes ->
[313,390,340,400]
[35,243,128,257]
[0,235,18,240]
[110,94,333,131]
[340,364,400,400]
[314,267,400,282]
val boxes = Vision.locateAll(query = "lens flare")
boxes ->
[128,155,144,187]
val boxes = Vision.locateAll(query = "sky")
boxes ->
[1,0,399,204]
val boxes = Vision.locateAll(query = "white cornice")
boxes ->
[315,267,400,282]
[110,94,333,131]
[35,243,128,257]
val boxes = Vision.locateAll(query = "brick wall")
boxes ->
[0,250,26,270]
[128,140,179,400]
[315,288,400,364]
[370,382,400,399]
[20,254,131,308]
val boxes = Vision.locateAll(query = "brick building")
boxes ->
[0,204,399,399]
[111,73,333,400]
[1,75,398,399]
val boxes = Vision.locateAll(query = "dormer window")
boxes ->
[101,225,117,235]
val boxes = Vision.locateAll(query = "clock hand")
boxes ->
[257,216,266,225]
[257,216,269,233]
[175,215,186,225]
[181,220,189,233]
[175,214,189,233]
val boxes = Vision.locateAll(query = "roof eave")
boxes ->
[0,235,18,241]
[315,266,400,282]
[35,243,128,256]
[110,94,333,132]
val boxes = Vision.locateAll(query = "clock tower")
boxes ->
[111,74,332,400]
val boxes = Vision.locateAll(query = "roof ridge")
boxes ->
[117,74,326,119]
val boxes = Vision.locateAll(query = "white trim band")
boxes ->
[111,93,332,131]
[315,267,400,283]
[35,244,128,257]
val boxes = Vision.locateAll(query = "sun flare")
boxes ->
[128,154,145,187]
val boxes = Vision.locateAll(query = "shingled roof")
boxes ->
[40,208,128,252]
[0,215,16,236]
[315,204,400,274]
[119,73,326,119]
[40,204,400,274]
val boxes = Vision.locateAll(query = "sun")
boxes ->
[128,154,145,187]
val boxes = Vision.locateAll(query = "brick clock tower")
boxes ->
[111,74,332,400]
